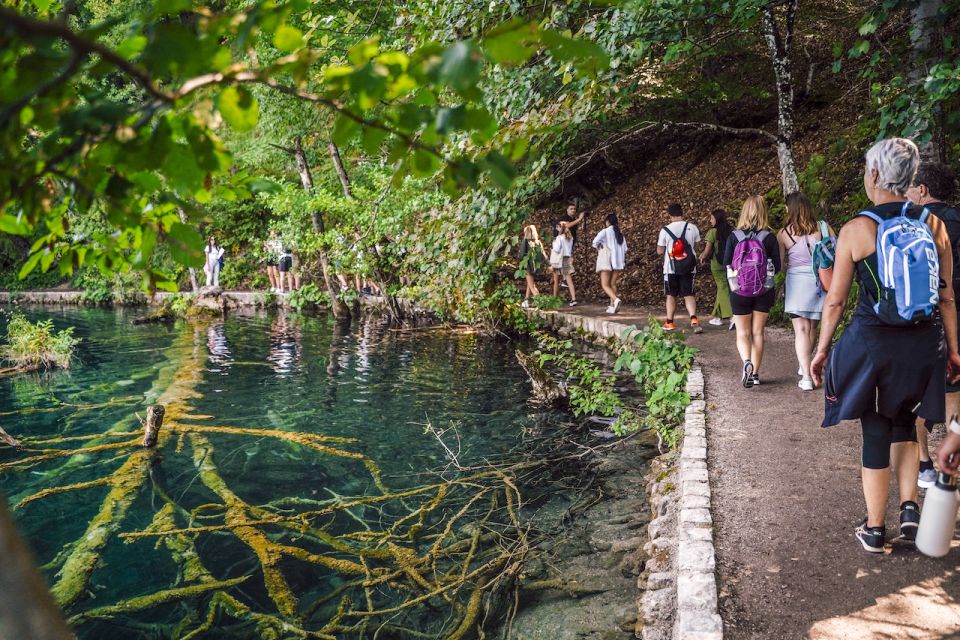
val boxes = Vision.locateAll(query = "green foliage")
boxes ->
[614,321,696,448]
[1,312,80,370]
[530,294,564,310]
[534,331,640,433]
[286,283,330,313]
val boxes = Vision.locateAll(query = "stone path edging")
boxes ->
[530,309,722,640]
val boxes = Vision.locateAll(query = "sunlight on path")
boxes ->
[808,565,960,640]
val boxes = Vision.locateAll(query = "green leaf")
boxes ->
[31,0,52,11]
[332,113,361,147]
[273,25,304,53]
[541,30,609,73]
[482,20,536,65]
[431,41,483,96]
[482,151,516,189]
[217,86,259,132]
[165,222,204,267]
[117,35,148,60]
[361,126,389,155]
[248,178,281,194]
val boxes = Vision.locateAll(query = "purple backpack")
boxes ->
[731,230,770,297]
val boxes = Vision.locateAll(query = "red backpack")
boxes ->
[663,223,696,274]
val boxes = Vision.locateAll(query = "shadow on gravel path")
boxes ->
[559,303,960,640]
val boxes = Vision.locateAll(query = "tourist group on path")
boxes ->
[519,137,960,556]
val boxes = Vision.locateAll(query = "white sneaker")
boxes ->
[708,317,723,326]
[798,377,814,391]
[521,299,530,309]
[605,306,615,314]
[613,298,622,313]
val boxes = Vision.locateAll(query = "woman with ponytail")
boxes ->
[592,213,628,313]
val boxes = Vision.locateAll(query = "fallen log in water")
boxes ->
[515,350,568,408]
[0,425,22,450]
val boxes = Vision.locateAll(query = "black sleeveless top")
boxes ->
[853,202,933,323]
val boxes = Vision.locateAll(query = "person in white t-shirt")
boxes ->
[656,203,702,332]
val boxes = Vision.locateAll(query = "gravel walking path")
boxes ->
[562,303,960,639]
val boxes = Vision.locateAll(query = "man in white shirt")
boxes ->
[656,203,702,333]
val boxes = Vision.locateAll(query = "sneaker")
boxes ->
[728,319,735,331]
[521,299,530,309]
[561,282,569,288]
[751,373,761,386]
[691,318,703,334]
[568,300,578,307]
[855,519,885,553]
[605,306,615,314]
[899,501,920,541]
[663,321,676,331]
[798,377,814,391]
[708,317,723,326]
[741,361,754,388]
[918,466,937,489]
[613,297,622,313]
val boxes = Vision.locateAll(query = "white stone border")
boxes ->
[674,365,723,640]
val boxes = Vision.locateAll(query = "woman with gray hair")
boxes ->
[811,137,960,553]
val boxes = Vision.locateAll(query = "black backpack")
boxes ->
[663,223,697,275]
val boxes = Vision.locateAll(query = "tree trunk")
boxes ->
[178,209,199,292]
[292,137,351,321]
[762,0,801,196]
[0,498,73,640]
[327,140,404,324]
[141,404,165,448]
[327,141,353,199]
[910,0,945,161]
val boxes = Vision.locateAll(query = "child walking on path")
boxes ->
[592,213,627,314]
[550,221,578,306]
[723,196,780,388]
[700,209,733,329]
[519,224,548,309]
[657,203,702,332]
[777,192,835,391]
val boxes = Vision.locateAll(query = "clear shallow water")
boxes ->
[0,308,566,638]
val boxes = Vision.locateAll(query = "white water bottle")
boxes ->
[916,471,959,558]
[765,258,775,290]
[726,266,739,293]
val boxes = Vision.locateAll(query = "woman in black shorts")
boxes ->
[811,137,960,553]
[723,196,780,388]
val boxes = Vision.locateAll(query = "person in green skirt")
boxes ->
[699,209,734,329]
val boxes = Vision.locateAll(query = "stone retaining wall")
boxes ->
[532,309,722,640]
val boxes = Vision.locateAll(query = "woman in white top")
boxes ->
[777,192,836,390]
[550,221,578,306]
[592,213,628,314]
[203,236,225,288]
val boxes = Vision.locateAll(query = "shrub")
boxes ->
[1,313,80,370]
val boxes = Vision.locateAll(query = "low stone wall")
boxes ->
[531,309,722,640]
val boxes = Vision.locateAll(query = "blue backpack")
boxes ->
[859,202,940,326]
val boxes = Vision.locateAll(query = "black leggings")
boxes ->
[861,409,917,469]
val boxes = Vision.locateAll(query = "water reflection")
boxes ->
[205,322,232,373]
[266,313,302,377]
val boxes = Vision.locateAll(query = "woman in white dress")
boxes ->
[592,213,628,314]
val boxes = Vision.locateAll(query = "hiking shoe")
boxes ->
[798,377,814,391]
[613,297,622,313]
[899,501,921,541]
[708,317,723,326]
[663,321,676,331]
[751,374,761,386]
[742,361,754,388]
[918,466,937,489]
[855,519,885,553]
[568,300,578,307]
[691,318,703,334]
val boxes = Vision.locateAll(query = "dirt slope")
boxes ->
[529,100,862,309]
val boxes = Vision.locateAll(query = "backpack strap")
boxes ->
[680,222,689,240]
[818,219,829,238]
[858,210,883,225]
[662,225,679,241]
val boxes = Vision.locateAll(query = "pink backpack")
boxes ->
[730,230,770,297]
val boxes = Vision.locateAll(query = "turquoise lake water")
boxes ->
[0,307,570,638]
